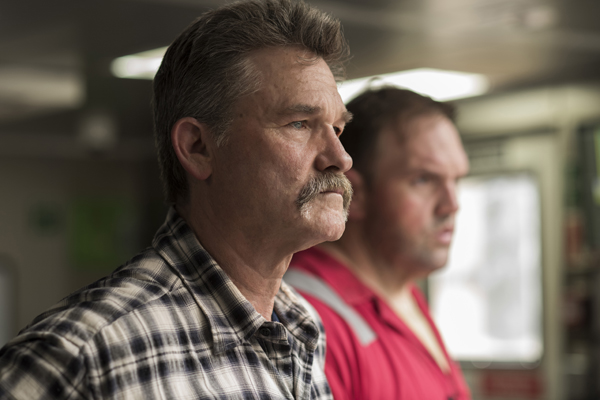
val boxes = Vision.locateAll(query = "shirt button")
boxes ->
[260,328,271,336]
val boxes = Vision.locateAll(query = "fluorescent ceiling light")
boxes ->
[110,47,168,79]
[338,68,489,103]
[111,49,489,103]
[0,66,84,121]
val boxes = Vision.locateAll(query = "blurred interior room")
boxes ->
[1,0,600,398]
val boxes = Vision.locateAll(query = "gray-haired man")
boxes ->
[0,1,353,398]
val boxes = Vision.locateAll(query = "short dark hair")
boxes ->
[153,0,349,205]
[341,86,455,178]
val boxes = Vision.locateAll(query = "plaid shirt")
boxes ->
[0,208,332,400]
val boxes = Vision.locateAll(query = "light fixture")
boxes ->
[337,68,489,103]
[112,48,489,102]
[110,47,168,80]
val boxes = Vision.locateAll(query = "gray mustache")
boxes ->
[296,172,353,212]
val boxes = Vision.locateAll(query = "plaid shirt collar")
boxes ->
[152,207,321,355]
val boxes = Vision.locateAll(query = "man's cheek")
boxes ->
[392,203,420,229]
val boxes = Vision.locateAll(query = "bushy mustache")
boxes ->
[296,172,353,219]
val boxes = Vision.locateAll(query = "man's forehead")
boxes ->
[242,47,347,118]
[377,116,468,169]
[247,46,320,74]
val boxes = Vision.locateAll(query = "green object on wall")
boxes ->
[29,203,64,235]
[69,198,139,272]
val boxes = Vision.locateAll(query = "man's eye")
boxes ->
[414,175,432,185]
[290,121,306,129]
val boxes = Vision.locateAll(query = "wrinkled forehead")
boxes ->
[253,48,336,89]
[239,46,345,114]
[247,46,321,80]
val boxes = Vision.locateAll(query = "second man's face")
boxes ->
[365,113,470,277]
[208,46,353,256]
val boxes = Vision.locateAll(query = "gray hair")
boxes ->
[152,0,350,205]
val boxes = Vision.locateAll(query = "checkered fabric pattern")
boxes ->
[0,207,332,400]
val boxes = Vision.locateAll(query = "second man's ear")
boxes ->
[345,168,367,221]
[171,117,214,181]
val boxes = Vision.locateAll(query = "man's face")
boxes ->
[209,46,353,254]
[364,113,469,278]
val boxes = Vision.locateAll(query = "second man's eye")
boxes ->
[413,174,432,185]
[290,121,306,129]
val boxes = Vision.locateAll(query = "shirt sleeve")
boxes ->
[0,332,89,400]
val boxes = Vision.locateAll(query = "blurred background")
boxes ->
[1,0,600,398]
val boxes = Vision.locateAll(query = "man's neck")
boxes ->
[319,233,415,301]
[176,203,290,321]
[319,233,451,373]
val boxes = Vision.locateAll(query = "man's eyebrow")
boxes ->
[280,104,321,116]
[279,105,354,124]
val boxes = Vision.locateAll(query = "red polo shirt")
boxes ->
[288,247,471,400]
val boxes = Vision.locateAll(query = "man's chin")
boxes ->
[294,223,345,253]
[305,210,346,242]
[318,214,346,241]
[411,246,450,273]
[430,252,450,271]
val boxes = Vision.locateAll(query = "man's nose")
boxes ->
[437,181,460,216]
[315,126,353,173]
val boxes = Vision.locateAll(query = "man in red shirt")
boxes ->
[286,87,471,399]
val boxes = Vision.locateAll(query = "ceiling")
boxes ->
[1,0,600,152]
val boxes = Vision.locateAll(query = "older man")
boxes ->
[286,87,471,399]
[0,1,352,398]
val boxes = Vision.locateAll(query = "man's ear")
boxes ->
[346,169,367,221]
[171,117,214,181]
